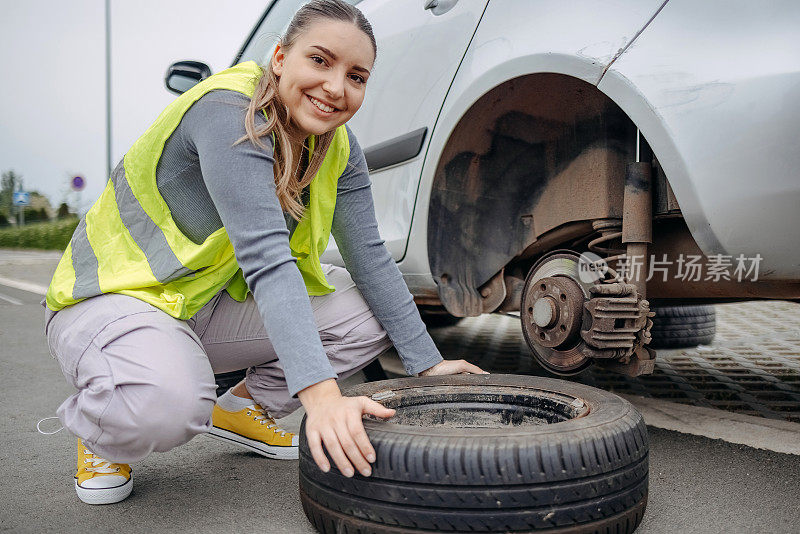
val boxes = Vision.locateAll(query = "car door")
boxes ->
[325,0,489,263]
[236,0,489,262]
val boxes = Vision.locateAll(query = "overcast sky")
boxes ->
[0,0,267,211]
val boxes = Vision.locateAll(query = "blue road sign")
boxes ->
[12,191,30,207]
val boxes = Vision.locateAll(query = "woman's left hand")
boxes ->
[419,359,488,376]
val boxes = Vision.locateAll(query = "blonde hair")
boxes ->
[241,0,376,221]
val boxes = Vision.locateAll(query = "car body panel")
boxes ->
[598,0,800,279]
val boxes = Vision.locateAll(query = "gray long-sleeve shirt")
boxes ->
[156,89,442,397]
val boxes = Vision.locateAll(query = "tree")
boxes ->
[57,202,72,219]
[0,169,22,218]
[22,207,48,223]
[29,192,53,219]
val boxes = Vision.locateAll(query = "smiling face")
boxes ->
[271,19,375,139]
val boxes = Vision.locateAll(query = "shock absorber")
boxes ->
[622,175,652,296]
[622,130,654,297]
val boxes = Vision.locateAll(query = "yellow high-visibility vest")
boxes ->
[46,61,349,319]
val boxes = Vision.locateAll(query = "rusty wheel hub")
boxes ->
[524,276,584,349]
[520,251,598,375]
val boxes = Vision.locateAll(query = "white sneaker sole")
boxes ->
[75,474,133,505]
[207,426,298,460]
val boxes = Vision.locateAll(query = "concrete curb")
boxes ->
[620,393,800,455]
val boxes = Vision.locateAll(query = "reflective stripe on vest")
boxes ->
[69,217,100,299]
[46,61,350,319]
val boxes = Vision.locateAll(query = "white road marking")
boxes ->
[0,292,22,305]
[0,276,48,296]
[0,250,63,265]
[620,393,800,456]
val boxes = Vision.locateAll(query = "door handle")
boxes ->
[425,0,458,15]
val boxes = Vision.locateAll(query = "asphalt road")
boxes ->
[1,249,799,533]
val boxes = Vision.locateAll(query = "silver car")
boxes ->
[168,0,800,377]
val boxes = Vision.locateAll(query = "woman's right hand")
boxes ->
[298,378,396,477]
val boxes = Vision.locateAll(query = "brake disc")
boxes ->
[520,251,601,375]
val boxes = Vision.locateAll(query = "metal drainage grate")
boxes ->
[427,301,800,423]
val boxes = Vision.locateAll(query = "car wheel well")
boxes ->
[428,72,648,316]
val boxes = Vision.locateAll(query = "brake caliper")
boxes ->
[581,281,656,374]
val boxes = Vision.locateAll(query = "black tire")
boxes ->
[649,304,716,349]
[299,374,649,533]
[418,306,464,328]
[213,369,246,394]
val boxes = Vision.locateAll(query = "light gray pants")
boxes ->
[45,265,393,463]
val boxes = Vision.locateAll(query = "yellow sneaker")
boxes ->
[75,439,132,505]
[208,403,298,459]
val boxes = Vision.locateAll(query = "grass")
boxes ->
[0,218,78,250]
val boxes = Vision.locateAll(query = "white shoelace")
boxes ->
[36,416,64,435]
[83,450,121,474]
[247,405,289,437]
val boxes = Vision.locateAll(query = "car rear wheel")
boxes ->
[649,304,716,349]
